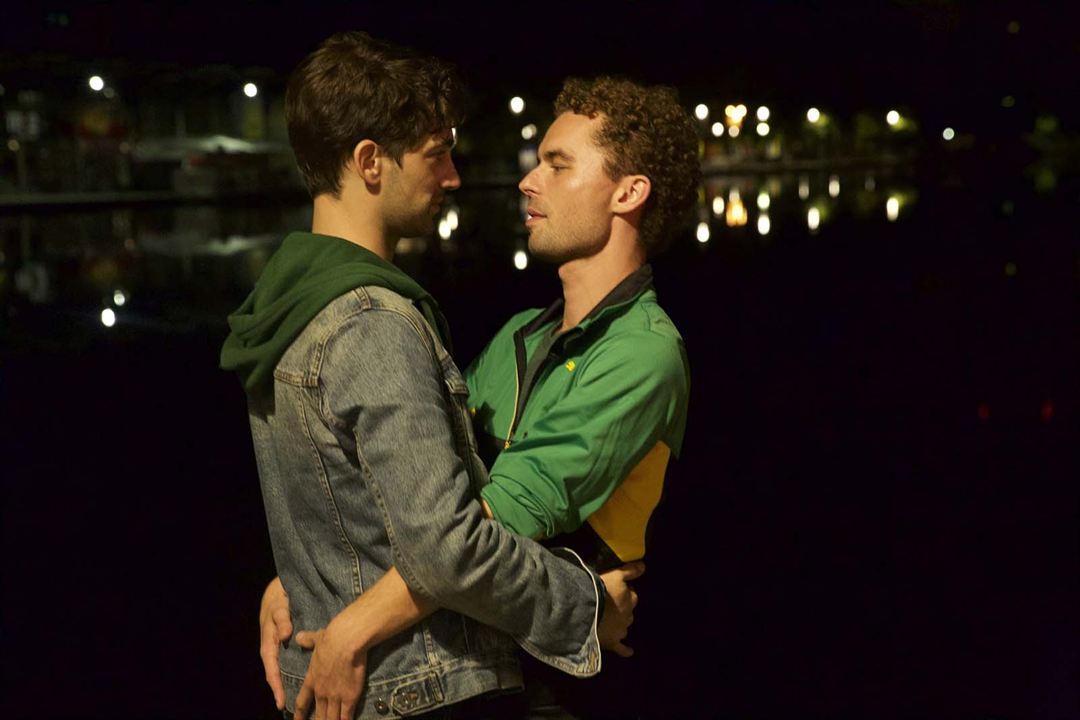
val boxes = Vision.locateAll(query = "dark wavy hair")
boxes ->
[285,31,466,198]
[555,77,700,256]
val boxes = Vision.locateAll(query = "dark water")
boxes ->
[2,165,1076,718]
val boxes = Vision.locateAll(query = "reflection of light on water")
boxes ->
[757,214,771,236]
[807,207,821,231]
[798,176,810,200]
[756,122,770,137]
[828,176,840,198]
[696,222,711,243]
[712,196,725,216]
[514,251,528,270]
[756,192,770,210]
[438,218,452,240]
[725,189,747,227]
[101,308,116,327]
[113,290,127,307]
[446,209,459,231]
[710,122,724,137]
[728,125,740,138]
[886,196,900,221]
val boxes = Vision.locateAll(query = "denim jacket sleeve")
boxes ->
[317,303,601,676]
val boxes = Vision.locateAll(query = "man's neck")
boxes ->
[557,239,645,332]
[311,193,397,261]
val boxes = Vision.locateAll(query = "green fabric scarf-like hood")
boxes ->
[220,232,451,394]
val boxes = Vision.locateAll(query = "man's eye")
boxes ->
[551,165,566,173]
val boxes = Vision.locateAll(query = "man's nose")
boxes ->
[518,167,538,196]
[442,159,461,191]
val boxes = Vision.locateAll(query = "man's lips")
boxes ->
[525,208,546,225]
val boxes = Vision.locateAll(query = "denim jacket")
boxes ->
[248,286,602,718]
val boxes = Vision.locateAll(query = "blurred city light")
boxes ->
[521,124,537,140]
[1005,262,1018,277]
[886,196,900,221]
[828,176,840,198]
[806,107,821,123]
[864,175,876,192]
[942,127,956,141]
[694,104,709,120]
[757,214,771,236]
[243,83,258,98]
[724,104,736,117]
[1001,95,1015,108]
[807,207,821,231]
[438,218,452,240]
[509,96,525,114]
[712,196,725,216]
[728,125,741,138]
[710,122,724,137]
[100,308,116,327]
[726,189,748,227]
[735,104,747,117]
[756,106,770,122]
[756,122,770,137]
[112,290,127,307]
[1007,20,1020,34]
[886,110,900,127]
[756,191,770,210]
[7,139,19,153]
[696,222,711,243]
[89,75,105,92]
[446,209,459,231]
[514,250,528,270]
[798,176,810,200]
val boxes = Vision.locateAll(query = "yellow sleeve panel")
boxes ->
[585,441,671,562]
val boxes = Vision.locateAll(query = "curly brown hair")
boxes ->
[554,77,701,256]
[286,31,466,198]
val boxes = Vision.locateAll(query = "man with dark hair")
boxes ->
[222,33,639,720]
[260,74,700,718]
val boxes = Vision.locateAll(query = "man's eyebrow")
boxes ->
[541,149,574,164]
[428,134,456,153]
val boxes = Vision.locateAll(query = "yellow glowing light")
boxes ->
[243,83,258,98]
[694,104,709,120]
[521,124,537,140]
[756,106,770,122]
[886,196,900,221]
[756,192,770,211]
[728,125,741,138]
[757,214,771,236]
[712,196,725,216]
[438,219,452,240]
[828,176,840,198]
[1007,20,1020,34]
[514,250,528,270]
[7,139,19,153]
[1004,262,1018,276]
[886,110,900,126]
[112,290,127,307]
[100,308,116,327]
[756,122,769,137]
[806,107,821,123]
[798,176,810,200]
[509,97,525,114]
[89,75,104,92]
[724,104,737,118]
[446,209,459,231]
[735,104,747,117]
[807,207,821,231]
[1002,95,1015,108]
[696,222,711,243]
[711,122,724,137]
[726,189,748,227]
[942,127,955,141]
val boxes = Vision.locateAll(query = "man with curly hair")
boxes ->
[261,74,699,718]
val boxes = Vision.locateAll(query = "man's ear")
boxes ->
[350,139,382,187]
[611,175,651,216]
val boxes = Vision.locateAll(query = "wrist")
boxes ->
[333,603,376,655]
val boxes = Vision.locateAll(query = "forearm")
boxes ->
[333,567,437,651]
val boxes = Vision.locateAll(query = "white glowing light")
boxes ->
[712,196,725,216]
[756,122,770,137]
[756,106,770,122]
[513,250,528,270]
[112,290,127,307]
[438,219,452,240]
[694,104,709,121]
[521,123,537,140]
[757,214,771,236]
[446,209,459,231]
[89,76,105,92]
[942,127,955,141]
[696,222,711,243]
[735,104,747,117]
[724,104,737,118]
[828,176,840,198]
[886,196,900,221]
[886,110,900,127]
[798,176,810,200]
[728,125,741,138]
[756,192,770,211]
[806,107,821,123]
[243,83,258,98]
[711,122,724,137]
[100,308,116,327]
[807,207,821,231]
[509,96,525,115]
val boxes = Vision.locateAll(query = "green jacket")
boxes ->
[465,265,690,571]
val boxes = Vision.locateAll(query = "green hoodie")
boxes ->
[220,231,450,394]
